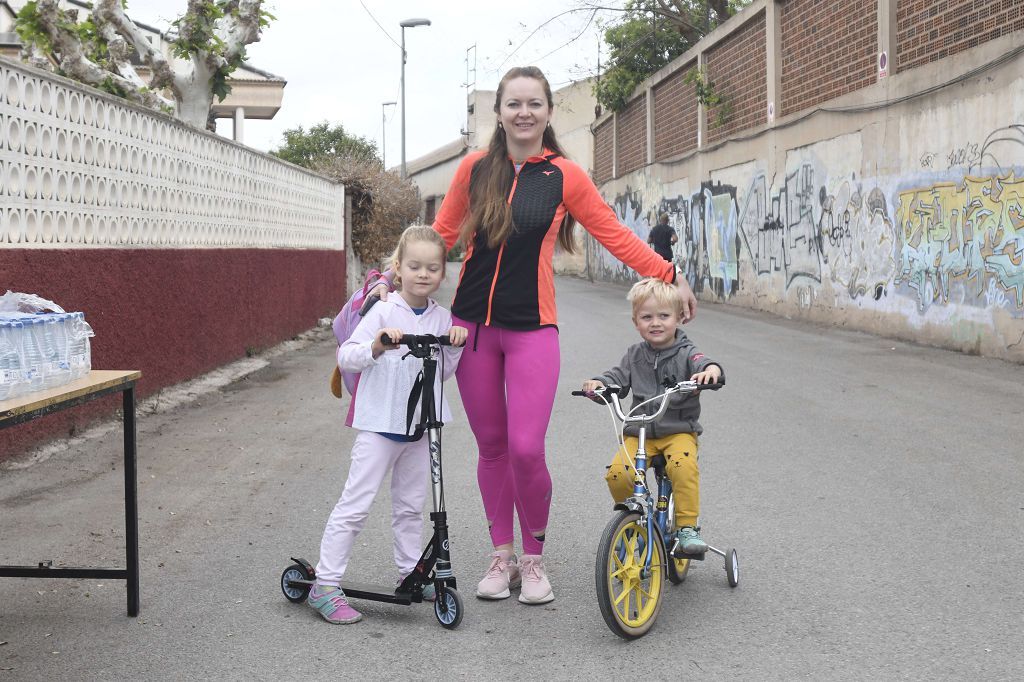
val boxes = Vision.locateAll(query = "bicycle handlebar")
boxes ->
[572,379,723,424]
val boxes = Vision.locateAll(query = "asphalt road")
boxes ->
[2,271,1023,680]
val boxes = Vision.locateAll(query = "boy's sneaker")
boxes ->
[307,584,362,624]
[673,526,707,556]
[475,550,521,600]
[397,573,435,602]
[517,554,554,605]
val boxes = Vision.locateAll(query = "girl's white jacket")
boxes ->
[338,295,462,434]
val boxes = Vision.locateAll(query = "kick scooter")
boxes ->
[280,333,464,629]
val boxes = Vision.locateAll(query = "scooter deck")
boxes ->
[340,580,417,605]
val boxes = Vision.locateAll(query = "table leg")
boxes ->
[123,386,140,617]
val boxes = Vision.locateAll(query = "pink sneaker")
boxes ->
[475,550,521,600]
[518,554,554,604]
[307,584,362,624]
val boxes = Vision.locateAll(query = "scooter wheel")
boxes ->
[725,549,739,588]
[281,563,313,603]
[434,586,464,629]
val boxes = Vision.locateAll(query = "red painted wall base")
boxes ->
[0,248,345,458]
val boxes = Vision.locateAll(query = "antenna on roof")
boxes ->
[460,44,477,143]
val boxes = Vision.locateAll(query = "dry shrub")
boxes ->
[313,156,421,266]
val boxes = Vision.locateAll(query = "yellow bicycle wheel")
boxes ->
[595,510,666,639]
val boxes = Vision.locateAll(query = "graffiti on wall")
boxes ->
[592,124,1023,330]
[894,174,1024,310]
[601,179,742,296]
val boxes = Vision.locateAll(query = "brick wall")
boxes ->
[616,95,648,175]
[896,0,1024,72]
[705,10,768,144]
[594,118,614,183]
[653,60,699,161]
[779,0,878,117]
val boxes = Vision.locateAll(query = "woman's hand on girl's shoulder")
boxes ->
[369,281,389,303]
[448,326,469,347]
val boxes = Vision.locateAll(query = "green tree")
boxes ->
[596,0,752,113]
[270,122,381,169]
[272,123,419,266]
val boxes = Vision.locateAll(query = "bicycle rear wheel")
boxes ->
[595,510,666,639]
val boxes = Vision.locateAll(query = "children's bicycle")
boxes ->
[571,380,738,639]
[280,333,465,629]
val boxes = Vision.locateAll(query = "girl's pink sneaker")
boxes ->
[307,584,362,624]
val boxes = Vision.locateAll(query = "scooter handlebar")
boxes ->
[378,332,453,348]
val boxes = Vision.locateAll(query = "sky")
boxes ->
[120,0,624,163]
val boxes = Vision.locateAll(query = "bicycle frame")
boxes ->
[599,383,701,570]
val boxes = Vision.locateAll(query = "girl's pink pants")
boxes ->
[315,431,429,584]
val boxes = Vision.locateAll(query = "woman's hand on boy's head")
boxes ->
[690,365,721,385]
[448,326,469,347]
[675,278,697,323]
[371,327,403,358]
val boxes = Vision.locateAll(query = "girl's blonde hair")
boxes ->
[389,225,447,289]
[627,278,683,319]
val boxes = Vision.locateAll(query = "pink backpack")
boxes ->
[331,269,390,398]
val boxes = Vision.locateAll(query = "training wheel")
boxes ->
[434,586,464,629]
[281,563,313,603]
[725,549,739,587]
[668,554,691,584]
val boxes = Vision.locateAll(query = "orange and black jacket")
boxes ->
[433,149,676,330]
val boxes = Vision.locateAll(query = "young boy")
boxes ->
[582,278,723,556]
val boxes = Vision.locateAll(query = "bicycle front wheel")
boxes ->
[595,510,666,639]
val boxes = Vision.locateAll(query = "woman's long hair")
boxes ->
[460,66,577,253]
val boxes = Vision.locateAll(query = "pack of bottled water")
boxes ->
[0,312,94,402]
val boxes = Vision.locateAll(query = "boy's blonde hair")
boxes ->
[627,278,683,319]
[390,225,447,289]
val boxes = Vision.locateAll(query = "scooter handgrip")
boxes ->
[398,334,452,347]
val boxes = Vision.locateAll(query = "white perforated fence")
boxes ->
[0,57,344,249]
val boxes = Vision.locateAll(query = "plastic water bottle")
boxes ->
[45,313,71,389]
[0,320,23,401]
[69,312,94,380]
[21,317,46,392]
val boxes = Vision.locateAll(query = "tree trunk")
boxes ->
[174,60,216,128]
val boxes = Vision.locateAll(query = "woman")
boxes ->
[379,66,696,605]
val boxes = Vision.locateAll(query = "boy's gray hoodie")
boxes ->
[594,329,723,438]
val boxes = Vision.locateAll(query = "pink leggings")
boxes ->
[454,318,560,556]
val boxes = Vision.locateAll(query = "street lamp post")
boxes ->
[400,17,431,179]
[381,101,396,169]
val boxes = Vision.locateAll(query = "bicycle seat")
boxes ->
[649,455,667,471]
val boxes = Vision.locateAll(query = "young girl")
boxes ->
[308,226,467,624]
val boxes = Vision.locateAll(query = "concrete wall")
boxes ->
[0,56,346,455]
[589,30,1024,363]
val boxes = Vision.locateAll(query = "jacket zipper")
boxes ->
[484,164,522,326]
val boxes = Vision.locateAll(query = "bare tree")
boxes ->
[15,0,273,127]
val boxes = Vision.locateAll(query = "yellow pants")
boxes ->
[605,433,699,527]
